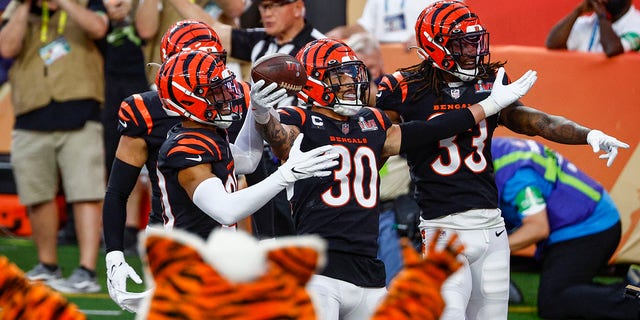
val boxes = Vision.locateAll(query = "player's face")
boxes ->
[324,63,369,101]
[324,61,369,104]
[204,77,243,115]
[446,31,489,70]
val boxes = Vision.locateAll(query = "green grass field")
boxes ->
[0,235,616,320]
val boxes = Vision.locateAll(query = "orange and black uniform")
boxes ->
[278,106,392,287]
[156,125,237,239]
[103,91,179,252]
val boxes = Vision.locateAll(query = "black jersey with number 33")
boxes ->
[377,70,502,220]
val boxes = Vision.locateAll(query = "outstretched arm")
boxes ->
[500,105,590,143]
[382,68,538,158]
[500,105,629,166]
[181,135,337,225]
[229,110,264,174]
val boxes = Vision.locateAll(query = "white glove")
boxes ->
[479,67,538,117]
[586,130,630,167]
[276,133,339,184]
[106,251,151,313]
[250,79,288,124]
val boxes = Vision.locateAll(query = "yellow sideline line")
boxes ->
[508,305,537,313]
[63,292,111,299]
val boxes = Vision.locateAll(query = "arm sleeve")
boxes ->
[399,108,475,153]
[103,158,142,252]
[230,109,263,175]
[192,171,287,225]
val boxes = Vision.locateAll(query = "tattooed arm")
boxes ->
[257,114,301,162]
[501,103,629,167]
[250,80,300,162]
[500,104,591,144]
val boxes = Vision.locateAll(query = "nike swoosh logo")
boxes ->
[291,168,304,174]
[185,155,202,162]
[376,91,382,98]
[495,229,505,237]
[118,120,127,128]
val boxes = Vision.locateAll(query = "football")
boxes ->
[250,53,307,96]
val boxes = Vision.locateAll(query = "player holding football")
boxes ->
[249,38,537,320]
[102,20,258,312]
[155,49,338,252]
[376,1,630,319]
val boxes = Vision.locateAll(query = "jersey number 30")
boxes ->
[321,145,378,209]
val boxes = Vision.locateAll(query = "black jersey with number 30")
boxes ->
[278,106,392,287]
[377,70,502,220]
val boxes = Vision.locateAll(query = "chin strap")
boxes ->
[332,99,363,117]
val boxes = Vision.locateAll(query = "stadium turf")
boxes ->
[2,235,621,320]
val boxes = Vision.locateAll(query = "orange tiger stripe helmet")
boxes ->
[156,51,243,128]
[415,0,490,81]
[295,38,369,116]
[160,19,227,64]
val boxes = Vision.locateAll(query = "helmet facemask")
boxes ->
[445,29,490,81]
[197,70,243,128]
[321,61,370,116]
[414,1,491,81]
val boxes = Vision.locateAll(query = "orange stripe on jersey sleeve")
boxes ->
[119,101,139,127]
[167,145,205,156]
[133,94,154,135]
[379,76,393,91]
[366,107,388,131]
[277,106,307,126]
[392,71,409,103]
[292,106,307,125]
[178,132,222,159]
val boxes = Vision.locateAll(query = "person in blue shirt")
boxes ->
[492,136,639,320]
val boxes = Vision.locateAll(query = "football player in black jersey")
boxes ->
[155,49,337,249]
[376,1,630,319]
[103,20,254,312]
[249,38,537,320]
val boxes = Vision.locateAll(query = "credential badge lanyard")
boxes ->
[40,0,67,43]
